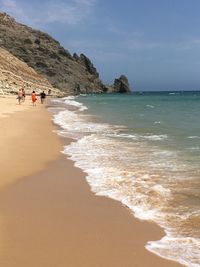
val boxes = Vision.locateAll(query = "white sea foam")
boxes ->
[67,133,199,266]
[142,134,168,141]
[63,97,88,111]
[62,96,76,100]
[187,136,200,139]
[108,133,168,141]
[152,184,171,197]
[54,110,115,140]
[147,236,200,267]
[107,133,140,140]
[50,98,64,103]
[65,101,87,111]
[52,97,200,267]
[146,104,155,108]
[169,92,180,95]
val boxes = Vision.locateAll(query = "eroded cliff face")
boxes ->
[0,47,61,96]
[0,12,106,94]
[0,12,132,95]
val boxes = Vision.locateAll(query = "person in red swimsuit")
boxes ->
[31,91,37,106]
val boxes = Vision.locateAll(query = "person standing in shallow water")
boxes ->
[40,91,46,104]
[31,91,37,106]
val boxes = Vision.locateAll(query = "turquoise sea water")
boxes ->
[52,92,200,267]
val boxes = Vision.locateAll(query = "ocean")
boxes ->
[51,91,200,267]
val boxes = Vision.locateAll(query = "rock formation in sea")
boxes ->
[0,12,131,95]
[105,75,131,93]
[113,75,131,93]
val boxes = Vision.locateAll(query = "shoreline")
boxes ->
[0,96,183,266]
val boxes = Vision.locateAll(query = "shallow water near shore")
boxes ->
[51,92,200,267]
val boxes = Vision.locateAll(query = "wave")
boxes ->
[187,136,200,139]
[51,96,200,267]
[147,236,200,267]
[146,104,155,108]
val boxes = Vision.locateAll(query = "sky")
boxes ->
[1,0,200,91]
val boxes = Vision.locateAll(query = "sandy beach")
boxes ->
[0,96,183,267]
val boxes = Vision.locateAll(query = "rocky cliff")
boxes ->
[0,12,131,94]
[0,12,107,94]
[0,47,61,96]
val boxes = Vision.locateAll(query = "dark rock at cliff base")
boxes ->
[105,75,131,93]
[0,12,106,94]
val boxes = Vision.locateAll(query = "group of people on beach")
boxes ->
[17,88,47,105]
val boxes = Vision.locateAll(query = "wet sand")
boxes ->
[0,96,183,267]
[0,96,62,189]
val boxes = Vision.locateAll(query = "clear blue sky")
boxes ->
[1,0,200,91]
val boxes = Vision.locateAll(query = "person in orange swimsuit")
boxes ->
[31,91,37,106]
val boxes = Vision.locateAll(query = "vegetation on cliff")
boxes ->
[0,12,131,94]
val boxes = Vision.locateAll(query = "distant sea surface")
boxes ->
[51,91,200,267]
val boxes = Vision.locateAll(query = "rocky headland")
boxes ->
[0,12,131,95]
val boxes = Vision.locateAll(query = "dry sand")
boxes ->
[0,96,183,266]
